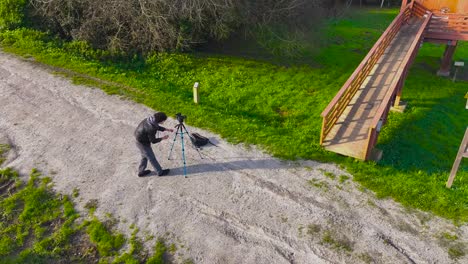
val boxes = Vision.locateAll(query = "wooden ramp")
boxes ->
[322,17,426,160]
[320,1,467,160]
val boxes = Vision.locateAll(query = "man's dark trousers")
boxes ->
[136,141,163,174]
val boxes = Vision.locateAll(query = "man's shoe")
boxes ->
[158,169,170,176]
[138,170,151,177]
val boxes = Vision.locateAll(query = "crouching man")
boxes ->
[134,112,174,177]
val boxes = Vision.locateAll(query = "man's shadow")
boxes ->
[148,158,294,177]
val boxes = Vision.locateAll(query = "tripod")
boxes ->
[167,121,202,178]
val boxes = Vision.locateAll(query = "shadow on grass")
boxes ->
[377,94,468,174]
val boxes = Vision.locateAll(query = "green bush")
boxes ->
[0,0,29,30]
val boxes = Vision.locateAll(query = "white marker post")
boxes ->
[193,82,199,104]
[453,61,464,82]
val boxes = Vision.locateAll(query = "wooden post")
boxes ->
[447,128,468,188]
[393,78,403,107]
[465,92,468,110]
[437,41,458,77]
[401,0,408,12]
[193,82,199,104]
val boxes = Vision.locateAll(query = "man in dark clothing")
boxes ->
[134,112,174,177]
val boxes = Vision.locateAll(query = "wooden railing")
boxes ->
[426,12,468,41]
[319,4,413,144]
[412,1,430,18]
[364,10,433,160]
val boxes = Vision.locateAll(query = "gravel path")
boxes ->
[0,51,466,264]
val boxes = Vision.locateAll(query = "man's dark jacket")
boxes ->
[134,118,166,145]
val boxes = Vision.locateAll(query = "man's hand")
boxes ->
[162,135,169,140]
[167,129,174,133]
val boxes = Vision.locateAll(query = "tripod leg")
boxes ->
[180,129,188,178]
[168,130,179,160]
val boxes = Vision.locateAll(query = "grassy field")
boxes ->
[0,167,176,263]
[0,7,467,222]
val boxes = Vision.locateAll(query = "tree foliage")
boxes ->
[28,0,332,54]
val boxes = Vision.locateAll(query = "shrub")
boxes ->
[28,0,331,54]
[0,0,29,29]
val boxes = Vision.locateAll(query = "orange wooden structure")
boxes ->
[320,0,467,160]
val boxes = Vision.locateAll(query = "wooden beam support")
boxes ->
[425,33,468,42]
[437,41,458,77]
[447,128,468,188]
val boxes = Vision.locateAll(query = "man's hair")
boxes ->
[154,112,167,123]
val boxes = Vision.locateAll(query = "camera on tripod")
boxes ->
[169,112,203,178]
[176,113,186,124]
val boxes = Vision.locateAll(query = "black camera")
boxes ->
[176,113,186,123]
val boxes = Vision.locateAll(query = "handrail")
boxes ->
[414,1,468,40]
[426,12,468,40]
[412,1,430,17]
[320,4,413,144]
[365,11,433,159]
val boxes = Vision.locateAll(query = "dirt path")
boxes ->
[0,51,466,263]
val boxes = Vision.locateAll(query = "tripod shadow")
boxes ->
[157,158,295,177]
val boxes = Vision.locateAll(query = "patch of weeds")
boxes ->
[147,238,168,264]
[414,211,432,226]
[113,227,146,263]
[182,259,195,264]
[83,218,125,257]
[357,252,373,264]
[307,224,321,235]
[0,167,179,263]
[438,231,463,251]
[308,178,329,190]
[0,168,96,262]
[72,187,80,198]
[144,232,155,242]
[442,232,458,241]
[169,243,177,254]
[367,199,390,216]
[448,244,466,260]
[358,185,369,193]
[339,175,350,183]
[84,199,98,214]
[324,171,336,180]
[298,225,304,236]
[367,199,377,207]
[0,144,10,165]
[280,215,288,223]
[321,231,353,253]
[304,166,313,171]
[395,221,418,235]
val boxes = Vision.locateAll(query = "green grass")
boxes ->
[0,144,10,165]
[0,168,170,263]
[321,231,353,252]
[0,7,467,222]
[448,245,466,260]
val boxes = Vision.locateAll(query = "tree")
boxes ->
[29,0,331,54]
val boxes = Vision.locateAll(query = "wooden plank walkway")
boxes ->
[322,17,425,160]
